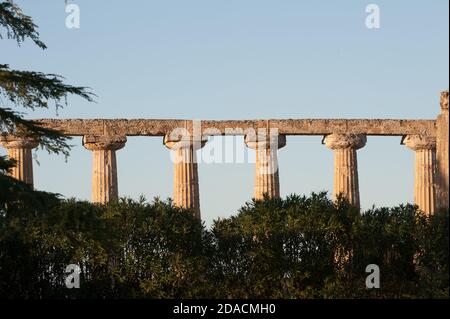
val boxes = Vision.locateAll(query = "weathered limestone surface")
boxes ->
[164,135,207,219]
[323,134,367,208]
[83,135,126,204]
[403,135,437,215]
[1,97,444,215]
[436,91,449,211]
[33,119,436,137]
[0,136,39,186]
[245,134,286,200]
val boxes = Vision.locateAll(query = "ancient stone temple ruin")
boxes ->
[1,91,449,218]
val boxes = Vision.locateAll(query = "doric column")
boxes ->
[402,135,437,215]
[1,136,39,186]
[164,135,207,219]
[436,91,449,211]
[323,134,367,208]
[83,135,126,204]
[245,134,286,200]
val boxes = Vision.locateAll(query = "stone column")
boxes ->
[83,135,126,204]
[245,134,286,200]
[436,91,449,211]
[1,136,39,187]
[164,135,207,219]
[323,134,367,208]
[402,135,437,215]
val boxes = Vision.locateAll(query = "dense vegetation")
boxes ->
[0,192,447,299]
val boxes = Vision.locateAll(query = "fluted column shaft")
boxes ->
[1,136,39,187]
[245,134,286,200]
[173,147,200,215]
[436,91,449,211]
[403,135,437,215]
[334,148,360,206]
[83,135,126,204]
[323,134,366,208]
[164,136,206,219]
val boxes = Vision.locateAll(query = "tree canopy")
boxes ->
[0,194,448,298]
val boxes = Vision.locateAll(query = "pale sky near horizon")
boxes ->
[1,0,449,227]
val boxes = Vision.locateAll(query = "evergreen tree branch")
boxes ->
[0,1,46,49]
[0,64,95,156]
[0,64,95,111]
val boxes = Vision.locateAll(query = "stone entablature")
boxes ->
[32,119,437,137]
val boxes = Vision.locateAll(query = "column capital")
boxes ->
[163,135,207,150]
[440,90,449,112]
[1,135,39,149]
[402,135,436,151]
[83,135,127,151]
[323,133,366,150]
[244,134,286,150]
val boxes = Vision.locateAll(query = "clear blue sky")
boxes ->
[1,0,448,226]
